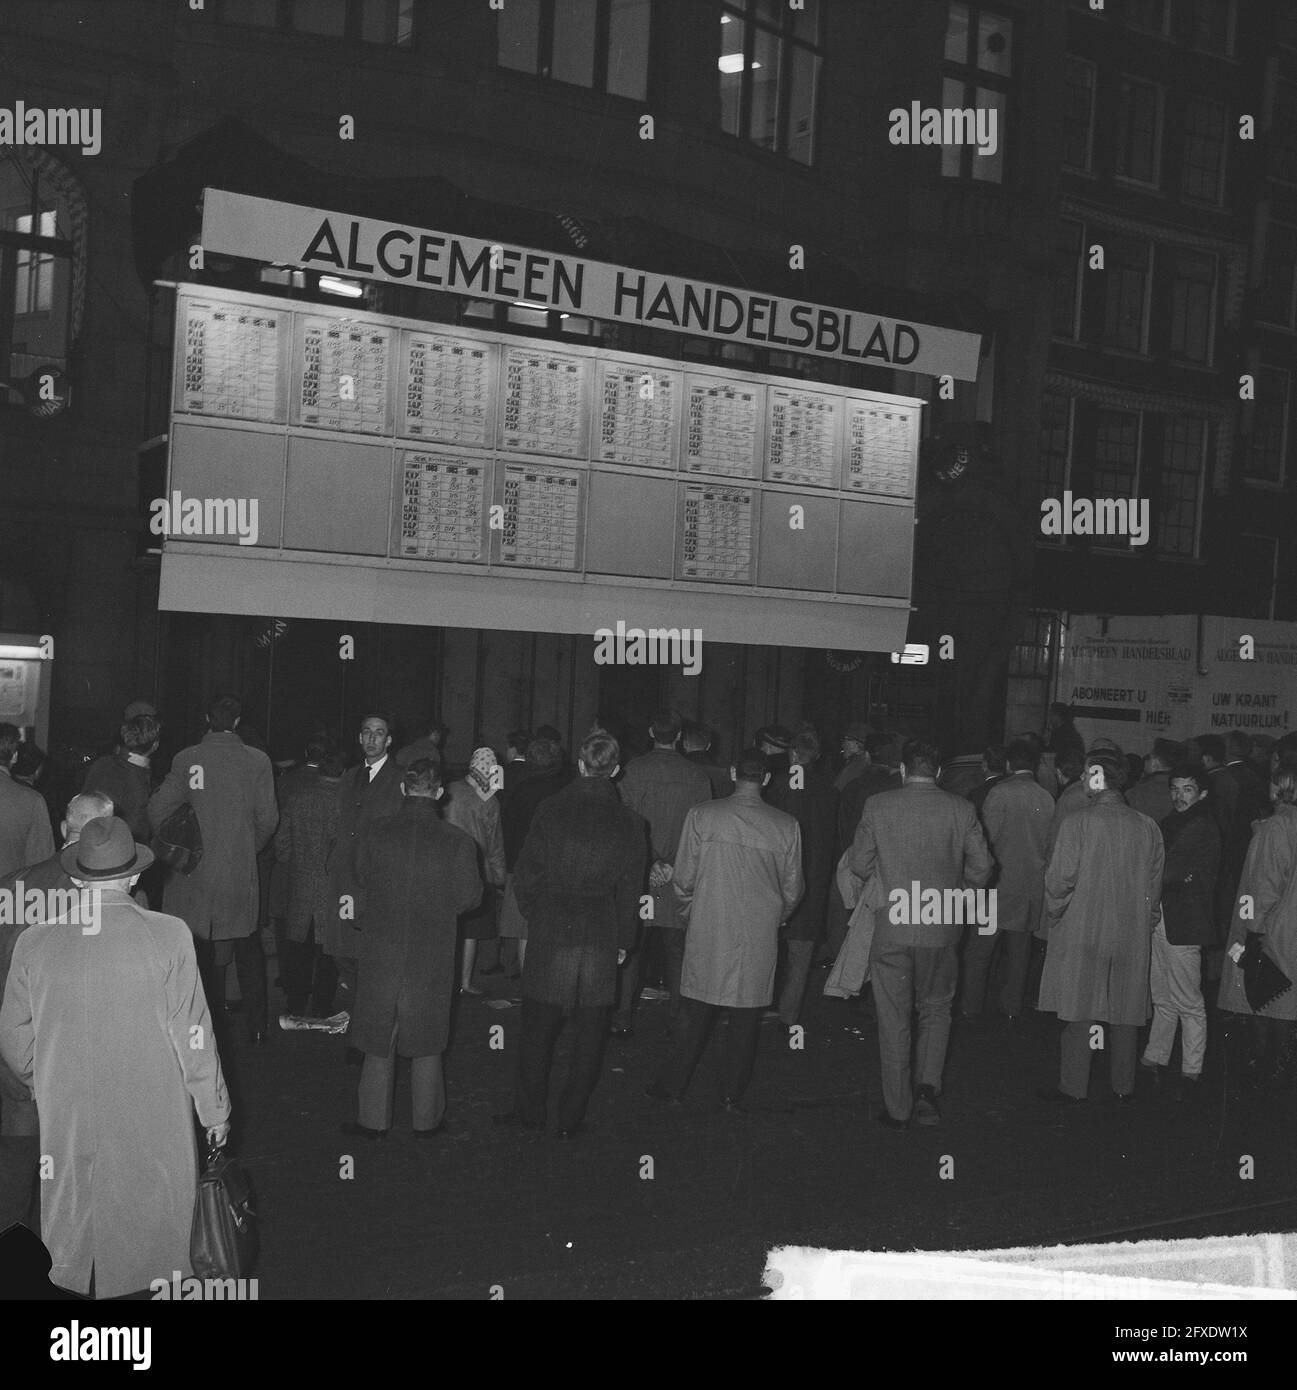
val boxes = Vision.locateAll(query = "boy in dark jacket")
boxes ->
[1140,765,1220,1097]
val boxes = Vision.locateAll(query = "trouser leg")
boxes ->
[999,931,1031,1017]
[1024,935,1047,1010]
[1059,1019,1094,1099]
[1142,923,1177,1068]
[557,1006,610,1130]
[659,996,715,1099]
[279,937,312,1015]
[871,943,915,1121]
[460,939,478,990]
[913,945,959,1093]
[1163,940,1205,1076]
[614,925,646,1028]
[411,1053,446,1131]
[722,1006,763,1102]
[960,929,997,1016]
[1108,1022,1137,1095]
[334,955,359,1014]
[777,939,816,1026]
[309,929,339,1017]
[357,1024,398,1131]
[514,997,564,1126]
[661,926,685,1034]
[232,932,266,1034]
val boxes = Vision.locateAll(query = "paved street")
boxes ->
[204,962,1297,1300]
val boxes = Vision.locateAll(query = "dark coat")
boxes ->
[1218,802,1297,1020]
[513,777,647,1009]
[1159,799,1221,946]
[326,756,405,960]
[82,753,153,843]
[768,761,839,941]
[617,748,712,933]
[836,765,901,855]
[148,731,279,941]
[502,767,567,869]
[349,799,482,1056]
[274,775,343,945]
[0,771,55,880]
[442,779,506,940]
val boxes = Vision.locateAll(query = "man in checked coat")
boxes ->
[496,729,646,1138]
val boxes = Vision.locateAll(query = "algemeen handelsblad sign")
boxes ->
[199,190,982,381]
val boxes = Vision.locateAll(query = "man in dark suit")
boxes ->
[327,714,405,1026]
[850,740,992,1129]
[967,744,1008,820]
[0,724,55,880]
[501,730,531,792]
[496,730,646,1138]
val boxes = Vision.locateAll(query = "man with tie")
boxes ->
[327,714,405,1029]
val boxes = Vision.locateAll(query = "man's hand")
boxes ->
[617,949,627,966]
[206,1121,231,1149]
[648,861,673,889]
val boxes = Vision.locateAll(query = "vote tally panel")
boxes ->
[167,287,919,620]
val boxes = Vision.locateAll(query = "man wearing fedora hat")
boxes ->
[0,816,231,1298]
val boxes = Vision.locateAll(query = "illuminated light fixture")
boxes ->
[512,300,569,319]
[718,55,760,72]
[890,644,930,666]
[0,645,47,660]
[721,13,731,21]
[318,274,364,298]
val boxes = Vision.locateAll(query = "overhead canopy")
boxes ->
[132,117,987,343]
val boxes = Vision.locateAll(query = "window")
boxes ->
[0,158,75,395]
[1181,96,1226,202]
[1039,391,1073,540]
[1168,249,1216,363]
[1270,83,1297,185]
[719,0,821,164]
[940,3,1013,184]
[1116,77,1163,185]
[1062,57,1095,172]
[1259,223,1297,328]
[1103,235,1151,352]
[1246,366,1289,485]
[1093,409,1142,502]
[1237,536,1278,619]
[1051,218,1084,338]
[1127,0,1169,35]
[216,0,414,44]
[501,0,651,99]
[1157,415,1206,557]
[1189,0,1235,56]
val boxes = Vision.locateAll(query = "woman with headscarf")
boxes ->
[443,748,507,995]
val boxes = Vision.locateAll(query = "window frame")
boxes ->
[1089,407,1146,554]
[1038,389,1075,546]
[718,0,824,166]
[1101,234,1154,356]
[1051,216,1085,341]
[1244,365,1290,489]
[1180,93,1227,205]
[1187,0,1237,58]
[1258,221,1297,330]
[939,2,1015,185]
[1156,413,1208,560]
[1237,534,1279,620]
[1114,73,1165,189]
[1167,246,1218,366]
[1061,55,1096,174]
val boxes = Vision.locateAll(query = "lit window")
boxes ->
[501,0,650,102]
[719,0,821,165]
[941,3,1013,184]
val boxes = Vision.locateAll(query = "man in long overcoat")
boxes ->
[346,759,481,1137]
[498,731,645,1137]
[326,714,405,1018]
[148,694,278,1042]
[963,738,1055,1019]
[0,816,230,1297]
[1217,755,1297,1085]
[850,740,992,1128]
[1039,749,1164,1101]
[0,723,55,878]
[650,749,803,1109]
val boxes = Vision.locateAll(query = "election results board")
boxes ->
[164,285,922,648]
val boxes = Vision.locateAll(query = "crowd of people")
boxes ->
[0,694,1294,1296]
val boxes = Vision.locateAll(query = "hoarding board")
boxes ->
[159,284,921,649]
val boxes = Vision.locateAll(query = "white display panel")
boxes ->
[162,285,923,650]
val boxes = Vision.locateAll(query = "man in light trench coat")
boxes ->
[1038,748,1164,1101]
[0,816,230,1297]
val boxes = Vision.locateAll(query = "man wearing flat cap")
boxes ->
[0,816,231,1298]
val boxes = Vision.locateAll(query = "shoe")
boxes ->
[609,1023,634,1038]
[556,1123,587,1140]
[876,1110,909,1131]
[492,1111,544,1131]
[322,1010,350,1035]
[1035,1087,1086,1105]
[340,1120,387,1141]
[279,1013,312,1031]
[643,1081,681,1104]
[638,986,670,1002]
[458,985,484,996]
[413,1120,447,1138]
[913,1086,941,1126]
